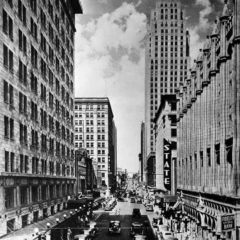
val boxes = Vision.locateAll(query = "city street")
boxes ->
[93,200,155,240]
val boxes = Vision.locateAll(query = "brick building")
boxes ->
[74,98,117,193]
[177,0,240,239]
[144,0,189,186]
[0,0,82,237]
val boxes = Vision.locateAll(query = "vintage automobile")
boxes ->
[130,222,146,237]
[108,220,121,234]
[130,197,136,203]
[132,208,141,218]
[145,204,154,212]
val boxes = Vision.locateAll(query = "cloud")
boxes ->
[98,0,108,4]
[75,2,147,171]
[188,0,213,62]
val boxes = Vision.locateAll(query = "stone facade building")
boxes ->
[177,1,240,239]
[0,0,82,237]
[144,0,189,186]
[74,98,117,193]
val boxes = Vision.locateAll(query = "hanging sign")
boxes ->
[163,139,172,191]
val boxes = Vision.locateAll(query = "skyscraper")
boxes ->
[74,98,117,193]
[0,0,82,236]
[144,0,189,185]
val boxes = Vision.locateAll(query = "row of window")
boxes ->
[75,134,107,141]
[179,139,233,172]
[5,183,74,209]
[75,113,106,118]
[75,120,106,126]
[75,104,107,111]
[4,150,74,176]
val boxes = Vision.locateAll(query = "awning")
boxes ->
[163,195,178,203]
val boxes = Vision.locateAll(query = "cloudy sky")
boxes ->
[74,0,224,173]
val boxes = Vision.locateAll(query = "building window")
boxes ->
[3,9,13,40]
[41,186,47,200]
[20,154,28,173]
[19,92,27,114]
[215,143,220,165]
[3,80,14,106]
[18,29,27,54]
[200,151,203,167]
[19,123,28,146]
[225,138,233,165]
[18,0,26,25]
[19,59,27,85]
[5,151,10,172]
[4,116,14,140]
[3,44,13,73]
[20,186,28,205]
[32,186,38,202]
[5,188,14,209]
[30,18,38,40]
[171,129,177,137]
[207,148,211,166]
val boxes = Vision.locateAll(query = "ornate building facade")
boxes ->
[177,1,240,239]
[0,0,82,237]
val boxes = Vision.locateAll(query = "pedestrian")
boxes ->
[67,227,72,240]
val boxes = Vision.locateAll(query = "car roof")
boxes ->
[132,222,143,227]
[110,220,120,223]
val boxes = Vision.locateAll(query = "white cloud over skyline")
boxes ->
[75,2,147,172]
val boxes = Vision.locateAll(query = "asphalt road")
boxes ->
[94,199,155,240]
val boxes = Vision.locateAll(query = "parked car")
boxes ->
[108,220,121,234]
[130,222,145,237]
[136,197,142,204]
[145,204,154,211]
[130,197,136,203]
[118,197,125,202]
[158,230,174,240]
[134,234,148,240]
[132,208,141,218]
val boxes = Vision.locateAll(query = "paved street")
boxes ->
[94,200,155,240]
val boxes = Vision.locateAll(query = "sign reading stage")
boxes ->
[163,139,171,191]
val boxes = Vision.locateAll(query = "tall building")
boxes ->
[154,95,177,194]
[138,122,145,183]
[74,98,117,193]
[177,0,240,239]
[144,0,189,185]
[0,0,82,236]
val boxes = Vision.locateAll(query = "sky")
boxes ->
[74,0,225,174]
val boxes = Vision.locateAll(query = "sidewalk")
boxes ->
[145,206,194,240]
[0,209,80,240]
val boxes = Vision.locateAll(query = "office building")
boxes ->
[138,122,145,183]
[74,97,117,192]
[154,95,177,194]
[144,0,189,186]
[0,0,82,236]
[177,1,240,239]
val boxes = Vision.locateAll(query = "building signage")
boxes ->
[163,139,171,191]
[221,214,235,231]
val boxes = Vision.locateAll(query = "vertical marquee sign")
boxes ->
[163,139,172,191]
